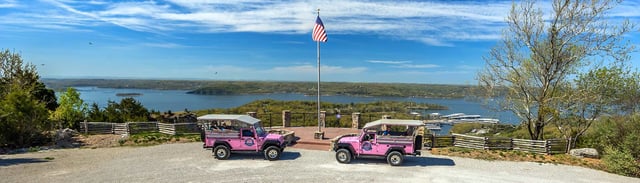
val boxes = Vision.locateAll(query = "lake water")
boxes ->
[72,86,519,126]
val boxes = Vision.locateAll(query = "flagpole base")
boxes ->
[314,131,325,139]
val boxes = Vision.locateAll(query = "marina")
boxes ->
[423,113,501,135]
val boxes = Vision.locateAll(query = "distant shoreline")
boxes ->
[42,78,475,98]
[115,92,143,97]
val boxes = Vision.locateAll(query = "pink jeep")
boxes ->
[198,114,286,161]
[333,119,423,166]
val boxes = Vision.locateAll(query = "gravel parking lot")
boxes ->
[1,142,637,183]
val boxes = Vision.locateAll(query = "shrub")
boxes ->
[582,115,640,160]
[602,146,640,177]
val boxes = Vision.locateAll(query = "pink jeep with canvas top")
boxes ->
[198,114,286,161]
[333,119,423,166]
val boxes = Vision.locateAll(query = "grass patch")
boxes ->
[44,157,55,160]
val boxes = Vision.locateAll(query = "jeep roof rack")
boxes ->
[362,119,424,129]
[197,114,261,125]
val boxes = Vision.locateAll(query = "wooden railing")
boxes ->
[424,133,569,155]
[158,123,200,135]
[80,122,115,134]
[80,122,200,135]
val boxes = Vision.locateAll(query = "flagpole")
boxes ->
[316,9,322,134]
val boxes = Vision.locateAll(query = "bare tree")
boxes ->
[478,0,635,140]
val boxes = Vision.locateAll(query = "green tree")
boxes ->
[1,49,57,110]
[554,66,639,147]
[104,100,123,123]
[101,98,149,123]
[477,0,635,140]
[1,49,55,147]
[119,97,149,122]
[87,102,106,122]
[50,87,87,129]
[0,83,49,147]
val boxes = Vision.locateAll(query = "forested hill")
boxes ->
[43,79,474,98]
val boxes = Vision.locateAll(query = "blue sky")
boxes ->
[1,0,639,84]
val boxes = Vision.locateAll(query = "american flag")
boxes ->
[312,16,327,42]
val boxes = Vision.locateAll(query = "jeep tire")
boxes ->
[264,146,281,161]
[213,145,230,160]
[387,151,403,166]
[336,149,352,164]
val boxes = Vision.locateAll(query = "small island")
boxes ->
[116,92,143,97]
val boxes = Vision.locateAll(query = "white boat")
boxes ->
[440,113,500,124]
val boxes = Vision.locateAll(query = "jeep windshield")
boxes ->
[254,123,266,137]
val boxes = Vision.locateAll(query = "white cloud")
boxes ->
[0,0,17,8]
[3,0,638,46]
[367,60,410,64]
[391,64,439,69]
[141,42,186,48]
[368,60,439,69]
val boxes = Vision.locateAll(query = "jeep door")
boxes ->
[237,128,258,151]
[359,133,385,156]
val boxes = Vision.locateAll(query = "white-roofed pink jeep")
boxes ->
[198,114,286,161]
[333,119,423,166]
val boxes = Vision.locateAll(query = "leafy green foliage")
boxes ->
[581,115,640,161]
[50,87,87,129]
[0,49,54,148]
[87,103,105,122]
[602,146,640,177]
[89,98,149,123]
[494,124,562,139]
[85,98,149,123]
[477,0,634,140]
[0,83,50,147]
[554,66,640,146]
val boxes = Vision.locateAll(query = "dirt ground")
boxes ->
[73,134,126,148]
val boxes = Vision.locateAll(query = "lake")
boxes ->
[72,86,519,125]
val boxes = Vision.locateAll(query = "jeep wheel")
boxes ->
[387,151,403,166]
[213,145,230,160]
[264,146,281,161]
[336,149,351,164]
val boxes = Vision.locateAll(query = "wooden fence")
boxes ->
[80,122,115,134]
[80,122,200,135]
[424,133,569,155]
[158,123,201,135]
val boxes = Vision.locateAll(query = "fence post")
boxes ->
[351,112,360,129]
[484,137,489,150]
[510,138,514,150]
[320,111,326,128]
[83,120,88,134]
[451,134,456,147]
[282,110,291,127]
[431,134,436,148]
[566,137,572,154]
[545,140,551,155]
